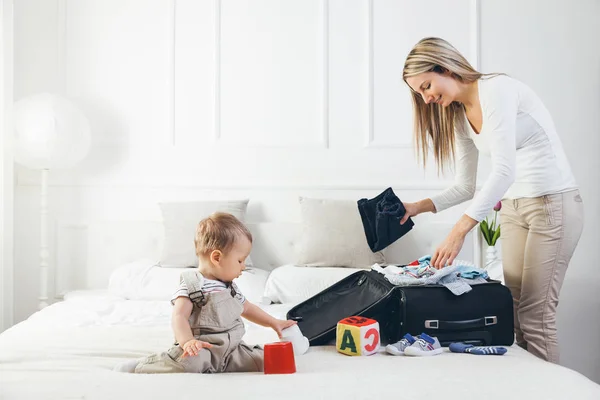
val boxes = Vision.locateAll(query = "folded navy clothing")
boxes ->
[357,187,414,252]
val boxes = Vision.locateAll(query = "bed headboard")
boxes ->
[54,219,479,297]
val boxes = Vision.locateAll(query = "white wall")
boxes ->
[11,0,600,382]
[0,0,14,333]
[480,0,600,382]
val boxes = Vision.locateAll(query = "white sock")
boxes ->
[113,359,140,373]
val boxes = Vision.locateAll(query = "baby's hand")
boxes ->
[271,319,298,339]
[181,339,212,358]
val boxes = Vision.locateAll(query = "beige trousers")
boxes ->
[500,189,584,363]
[134,271,263,374]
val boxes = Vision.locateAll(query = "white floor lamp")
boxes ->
[13,93,91,310]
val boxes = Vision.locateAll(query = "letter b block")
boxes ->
[336,316,380,356]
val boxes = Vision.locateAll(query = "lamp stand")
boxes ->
[38,168,49,310]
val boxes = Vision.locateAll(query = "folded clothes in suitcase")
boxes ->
[286,269,514,347]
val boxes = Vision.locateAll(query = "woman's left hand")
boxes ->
[431,229,466,269]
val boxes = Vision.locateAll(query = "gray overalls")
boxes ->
[134,270,264,373]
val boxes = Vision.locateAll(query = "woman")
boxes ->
[399,37,583,364]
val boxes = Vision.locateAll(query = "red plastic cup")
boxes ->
[264,341,296,374]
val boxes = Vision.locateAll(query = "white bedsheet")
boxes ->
[1,292,599,400]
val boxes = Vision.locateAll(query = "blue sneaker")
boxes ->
[404,333,443,356]
[385,333,416,356]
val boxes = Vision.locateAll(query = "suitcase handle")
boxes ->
[424,316,497,330]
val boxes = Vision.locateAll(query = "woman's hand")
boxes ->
[431,230,466,269]
[400,199,436,225]
[400,202,419,225]
[431,214,478,269]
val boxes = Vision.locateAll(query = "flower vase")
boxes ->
[485,245,498,267]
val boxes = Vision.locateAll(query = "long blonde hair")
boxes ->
[403,37,495,174]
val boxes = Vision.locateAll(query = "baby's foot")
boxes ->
[113,359,140,373]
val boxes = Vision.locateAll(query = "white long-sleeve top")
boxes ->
[430,74,578,222]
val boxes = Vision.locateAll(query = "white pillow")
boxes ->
[295,196,385,268]
[108,259,269,304]
[264,264,363,304]
[108,259,179,300]
[233,267,271,305]
[158,199,250,268]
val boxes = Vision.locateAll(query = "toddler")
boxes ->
[115,212,296,373]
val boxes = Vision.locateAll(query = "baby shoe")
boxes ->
[385,333,416,356]
[404,333,443,356]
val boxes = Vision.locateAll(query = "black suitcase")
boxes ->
[286,269,514,347]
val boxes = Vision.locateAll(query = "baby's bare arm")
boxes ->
[172,297,195,346]
[242,301,297,338]
[241,301,278,328]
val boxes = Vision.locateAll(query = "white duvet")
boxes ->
[1,292,599,400]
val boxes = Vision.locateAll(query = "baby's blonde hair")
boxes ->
[194,212,252,259]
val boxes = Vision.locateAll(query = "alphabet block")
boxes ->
[336,316,380,356]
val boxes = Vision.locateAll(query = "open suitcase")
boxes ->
[286,269,514,347]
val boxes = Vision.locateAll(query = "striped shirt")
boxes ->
[171,275,246,306]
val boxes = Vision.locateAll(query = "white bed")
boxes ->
[1,290,599,400]
[2,204,600,399]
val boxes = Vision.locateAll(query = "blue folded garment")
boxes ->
[357,187,414,252]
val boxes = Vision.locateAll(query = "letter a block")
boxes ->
[336,316,380,356]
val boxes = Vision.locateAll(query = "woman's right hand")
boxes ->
[181,339,212,357]
[400,202,420,225]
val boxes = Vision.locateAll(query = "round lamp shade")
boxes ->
[14,93,91,169]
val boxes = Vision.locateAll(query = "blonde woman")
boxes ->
[399,37,583,364]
